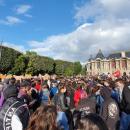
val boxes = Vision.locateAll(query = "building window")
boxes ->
[122,59,127,69]
[111,60,116,69]
[102,62,104,69]
[90,63,92,70]
[108,62,110,70]
[97,61,100,69]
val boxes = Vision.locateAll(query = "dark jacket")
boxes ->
[77,96,96,115]
[120,85,130,114]
[53,93,68,111]
[0,97,30,130]
[73,96,96,129]
[100,87,119,130]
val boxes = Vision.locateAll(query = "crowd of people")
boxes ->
[0,72,130,130]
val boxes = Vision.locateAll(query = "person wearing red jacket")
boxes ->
[74,87,81,107]
[74,85,88,107]
[35,80,41,92]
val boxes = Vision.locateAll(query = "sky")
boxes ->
[0,0,130,63]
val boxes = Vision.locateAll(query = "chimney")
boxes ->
[121,51,126,58]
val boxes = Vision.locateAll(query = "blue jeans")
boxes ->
[120,112,130,130]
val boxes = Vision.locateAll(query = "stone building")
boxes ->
[86,49,130,75]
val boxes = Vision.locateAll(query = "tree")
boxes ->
[64,67,73,76]
[74,62,82,75]
[0,45,21,74]
[12,55,28,75]
[25,52,38,75]
[0,46,82,76]
[81,66,86,76]
[25,51,54,75]
[55,60,74,76]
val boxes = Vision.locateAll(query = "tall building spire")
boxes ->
[95,49,105,59]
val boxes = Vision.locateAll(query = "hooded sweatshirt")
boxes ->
[120,85,130,114]
[100,87,119,130]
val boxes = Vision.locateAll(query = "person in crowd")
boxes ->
[50,80,58,99]
[115,78,130,130]
[0,84,30,130]
[77,92,96,115]
[57,110,69,130]
[76,113,108,130]
[92,84,104,114]
[100,86,119,130]
[67,82,75,110]
[0,82,4,109]
[40,83,50,105]
[0,78,15,109]
[64,84,74,130]
[29,82,40,112]
[35,79,42,92]
[27,105,59,130]
[73,85,96,129]
[2,78,9,86]
[9,77,16,86]
[18,80,31,105]
[53,83,68,111]
[52,83,69,130]
[74,84,87,107]
[122,72,128,82]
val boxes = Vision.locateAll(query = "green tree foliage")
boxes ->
[12,55,28,75]
[0,46,21,74]
[64,67,73,76]
[81,66,87,76]
[0,46,82,76]
[55,60,74,76]
[73,62,82,75]
[25,51,54,75]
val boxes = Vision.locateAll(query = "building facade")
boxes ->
[86,50,130,75]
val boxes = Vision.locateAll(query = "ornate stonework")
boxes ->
[86,50,130,75]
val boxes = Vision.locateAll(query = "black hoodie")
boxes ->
[120,84,130,114]
[100,87,119,130]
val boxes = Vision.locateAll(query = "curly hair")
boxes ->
[27,105,59,130]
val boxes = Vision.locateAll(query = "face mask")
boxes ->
[95,90,100,95]
[52,84,55,87]
[104,82,109,87]
[114,87,119,92]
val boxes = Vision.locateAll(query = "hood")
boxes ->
[3,85,18,100]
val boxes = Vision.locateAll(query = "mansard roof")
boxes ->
[108,52,121,59]
[126,51,130,58]
[88,50,130,62]
[95,49,105,59]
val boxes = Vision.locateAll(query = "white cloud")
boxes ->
[3,42,26,53]
[74,0,130,24]
[28,22,130,62]
[24,14,32,18]
[16,5,31,14]
[28,0,130,62]
[0,16,23,25]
